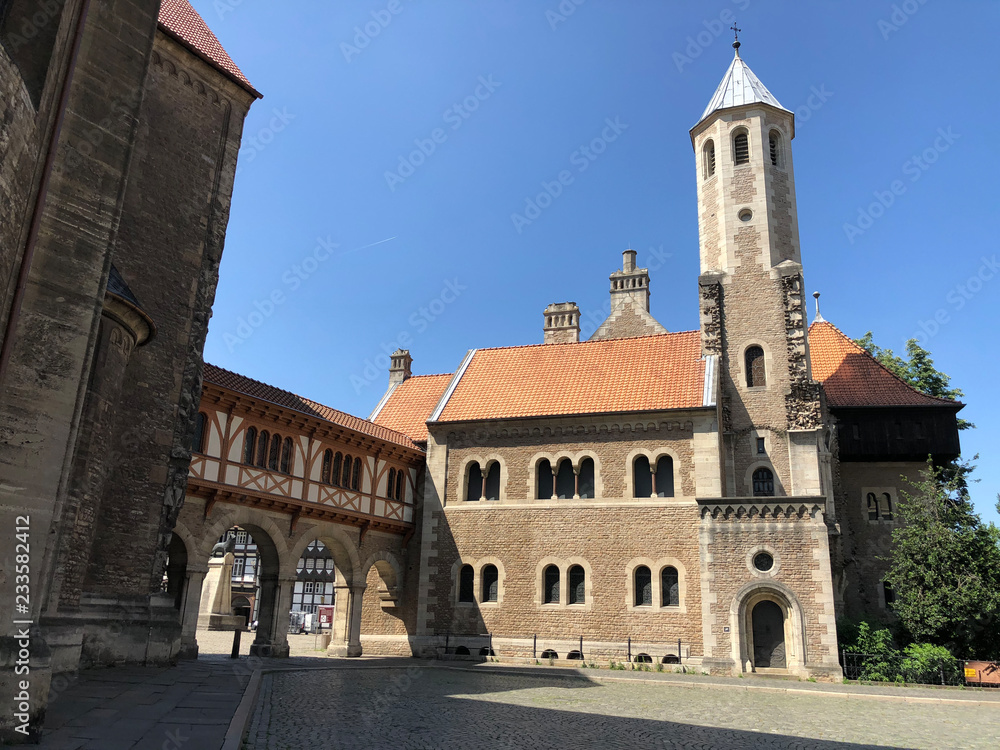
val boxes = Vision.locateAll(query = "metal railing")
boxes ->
[840,651,999,687]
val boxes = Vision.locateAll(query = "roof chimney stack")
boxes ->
[609,249,651,312]
[543,302,581,344]
[389,349,412,385]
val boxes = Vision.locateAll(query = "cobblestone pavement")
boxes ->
[195,628,330,658]
[246,665,1000,750]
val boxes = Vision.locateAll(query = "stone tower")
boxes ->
[691,40,826,500]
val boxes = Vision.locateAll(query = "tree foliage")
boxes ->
[854,332,973,429]
[884,460,1000,659]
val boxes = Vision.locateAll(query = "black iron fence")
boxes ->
[840,651,999,687]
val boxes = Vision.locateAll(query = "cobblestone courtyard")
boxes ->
[245,665,1000,750]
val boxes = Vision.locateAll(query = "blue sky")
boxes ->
[193,0,1000,524]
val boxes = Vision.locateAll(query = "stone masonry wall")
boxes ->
[84,34,254,596]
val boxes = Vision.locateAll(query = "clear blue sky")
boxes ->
[193,0,1000,525]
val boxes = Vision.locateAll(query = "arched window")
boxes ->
[331,452,342,486]
[321,449,332,484]
[883,581,895,607]
[466,462,482,502]
[352,457,362,490]
[633,455,652,498]
[536,459,554,499]
[654,456,674,498]
[733,131,749,165]
[256,431,269,467]
[280,437,293,474]
[752,467,775,497]
[395,469,404,501]
[482,564,499,602]
[578,457,595,499]
[568,565,585,604]
[268,433,281,470]
[634,566,652,606]
[881,492,894,521]
[243,427,256,464]
[387,468,397,499]
[555,459,575,499]
[661,566,679,607]
[342,454,353,487]
[192,412,207,453]
[458,565,475,603]
[484,462,500,501]
[745,345,765,387]
[769,130,781,166]
[704,139,716,177]
[866,492,879,520]
[543,565,560,604]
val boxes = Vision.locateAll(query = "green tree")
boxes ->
[854,333,973,429]
[884,461,1000,659]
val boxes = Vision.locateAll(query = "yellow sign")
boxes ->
[964,667,977,679]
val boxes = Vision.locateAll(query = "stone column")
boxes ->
[250,573,279,657]
[178,568,206,660]
[327,583,360,657]
[345,585,365,657]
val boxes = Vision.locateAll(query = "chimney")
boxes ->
[609,248,650,312]
[543,302,580,344]
[389,349,412,385]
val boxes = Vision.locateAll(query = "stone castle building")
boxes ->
[1,11,965,741]
[0,0,259,741]
[366,42,963,677]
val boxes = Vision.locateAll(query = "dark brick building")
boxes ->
[0,0,258,741]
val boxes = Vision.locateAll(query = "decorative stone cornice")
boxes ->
[698,497,825,521]
[444,416,696,445]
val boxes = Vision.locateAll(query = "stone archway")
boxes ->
[730,581,807,676]
[192,509,293,658]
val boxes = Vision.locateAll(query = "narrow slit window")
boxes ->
[466,462,483,501]
[458,565,475,603]
[268,434,281,471]
[745,346,765,387]
[544,565,560,604]
[256,431,269,467]
[332,452,342,486]
[881,492,893,521]
[243,428,257,465]
[704,140,716,177]
[634,566,652,606]
[352,457,361,490]
[342,454,353,487]
[280,437,293,474]
[395,469,404,501]
[387,468,397,499]
[568,565,585,604]
[867,492,879,521]
[484,462,500,501]
[769,132,779,166]
[321,449,332,484]
[192,412,207,453]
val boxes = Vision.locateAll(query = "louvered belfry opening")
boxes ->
[769,132,780,166]
[705,140,716,177]
[734,132,750,165]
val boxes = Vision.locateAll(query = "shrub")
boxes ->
[901,643,962,685]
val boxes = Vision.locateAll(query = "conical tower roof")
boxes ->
[698,47,789,125]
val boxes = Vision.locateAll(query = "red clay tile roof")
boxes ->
[371,374,452,443]
[437,332,707,422]
[809,321,960,409]
[158,0,260,97]
[203,364,421,451]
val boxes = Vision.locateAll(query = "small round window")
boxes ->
[753,552,774,572]
[738,209,753,222]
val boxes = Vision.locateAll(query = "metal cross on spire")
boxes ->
[731,23,742,53]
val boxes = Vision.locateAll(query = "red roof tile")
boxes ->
[438,332,707,422]
[203,364,421,451]
[372,374,452,442]
[809,321,960,409]
[158,0,260,97]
